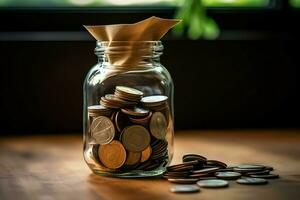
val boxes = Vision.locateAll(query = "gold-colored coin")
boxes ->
[125,151,141,165]
[115,86,144,102]
[149,112,167,140]
[90,116,115,145]
[121,125,151,152]
[105,94,137,107]
[141,146,152,162]
[98,140,126,169]
[115,86,143,96]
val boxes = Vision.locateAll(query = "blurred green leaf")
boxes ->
[203,18,219,40]
[174,0,220,40]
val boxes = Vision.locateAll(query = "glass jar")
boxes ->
[83,41,174,177]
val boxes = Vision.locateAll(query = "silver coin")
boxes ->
[90,116,115,145]
[215,172,241,180]
[249,174,279,179]
[149,112,167,140]
[236,178,268,185]
[169,185,200,193]
[197,179,229,188]
[237,164,265,170]
[88,105,109,112]
[141,95,168,104]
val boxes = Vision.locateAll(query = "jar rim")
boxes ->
[96,41,162,45]
[95,40,163,56]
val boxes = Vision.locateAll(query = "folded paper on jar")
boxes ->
[84,16,180,68]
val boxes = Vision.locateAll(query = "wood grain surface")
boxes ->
[1,130,300,200]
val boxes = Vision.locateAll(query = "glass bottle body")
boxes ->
[83,41,174,177]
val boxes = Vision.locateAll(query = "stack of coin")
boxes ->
[87,85,171,172]
[141,95,168,111]
[115,86,144,102]
[164,154,279,188]
[88,105,112,117]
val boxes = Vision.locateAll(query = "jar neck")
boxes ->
[94,41,163,68]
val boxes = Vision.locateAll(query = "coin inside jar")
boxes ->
[88,105,112,117]
[98,140,126,169]
[141,95,168,107]
[115,111,130,133]
[129,111,152,126]
[149,112,167,140]
[124,151,141,166]
[121,107,149,117]
[115,86,144,96]
[104,94,137,107]
[90,116,115,145]
[115,86,143,102]
[121,125,151,152]
[141,146,152,162]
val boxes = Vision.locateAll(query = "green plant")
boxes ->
[174,0,220,40]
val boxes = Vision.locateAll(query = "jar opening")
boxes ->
[94,41,163,69]
[95,41,163,58]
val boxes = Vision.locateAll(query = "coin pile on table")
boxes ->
[88,86,171,172]
[165,154,279,193]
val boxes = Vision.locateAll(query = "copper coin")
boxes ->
[183,154,207,164]
[206,160,227,168]
[121,125,151,152]
[105,94,135,107]
[167,165,194,172]
[141,146,152,162]
[115,86,143,96]
[191,167,220,175]
[90,116,115,145]
[149,112,167,140]
[121,107,150,117]
[98,140,126,169]
[100,98,120,109]
[167,160,199,171]
[124,151,141,166]
[168,178,199,184]
[164,171,189,177]
[129,111,152,126]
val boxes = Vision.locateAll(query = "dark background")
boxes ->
[0,2,300,134]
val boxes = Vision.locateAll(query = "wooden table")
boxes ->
[1,130,300,200]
